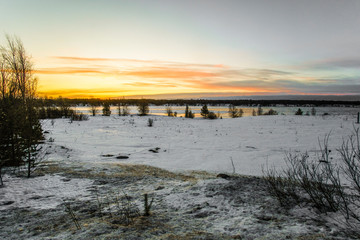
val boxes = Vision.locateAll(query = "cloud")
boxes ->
[52,56,227,69]
[123,81,178,88]
[37,88,130,98]
[37,56,360,97]
[35,67,116,75]
[122,68,216,79]
[302,58,360,70]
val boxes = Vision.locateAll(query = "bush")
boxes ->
[311,107,316,116]
[70,112,89,121]
[295,108,303,115]
[264,129,360,233]
[264,108,278,115]
[148,118,154,127]
[90,105,98,116]
[263,166,300,207]
[102,102,111,116]
[228,104,244,118]
[137,100,149,116]
[166,106,173,117]
[185,105,194,118]
[120,104,130,116]
[207,112,218,119]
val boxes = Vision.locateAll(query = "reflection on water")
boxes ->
[72,105,359,118]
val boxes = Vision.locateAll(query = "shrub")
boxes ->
[264,108,278,115]
[207,112,218,119]
[70,112,89,121]
[143,193,154,216]
[257,106,263,116]
[295,108,303,115]
[90,105,98,116]
[311,107,316,116]
[166,106,173,117]
[102,102,111,116]
[137,100,149,116]
[228,104,244,118]
[263,166,300,208]
[120,104,130,116]
[188,111,194,118]
[264,130,360,233]
[148,118,154,127]
[185,105,194,118]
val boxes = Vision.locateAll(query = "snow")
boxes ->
[43,114,358,176]
[0,174,93,210]
[1,112,360,239]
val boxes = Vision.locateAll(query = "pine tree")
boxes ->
[200,105,209,118]
[295,108,303,115]
[185,105,189,118]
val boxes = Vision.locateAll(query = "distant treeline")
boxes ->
[35,97,360,108]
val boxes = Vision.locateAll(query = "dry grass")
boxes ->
[113,163,196,181]
[38,162,197,182]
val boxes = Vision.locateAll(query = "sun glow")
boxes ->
[35,56,315,99]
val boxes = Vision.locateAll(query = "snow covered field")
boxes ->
[1,112,360,239]
[44,113,358,176]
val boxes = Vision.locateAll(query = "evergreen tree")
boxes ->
[200,105,209,118]
[295,108,303,115]
[185,104,189,118]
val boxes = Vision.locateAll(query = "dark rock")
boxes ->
[194,211,214,218]
[116,155,129,159]
[149,147,160,153]
[216,173,232,179]
[155,186,165,190]
[29,196,42,200]
[1,201,14,206]
[101,154,114,157]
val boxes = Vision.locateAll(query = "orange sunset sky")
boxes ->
[2,0,360,99]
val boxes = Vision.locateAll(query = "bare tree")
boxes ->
[137,100,149,116]
[0,35,43,179]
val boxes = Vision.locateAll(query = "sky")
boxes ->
[1,0,360,99]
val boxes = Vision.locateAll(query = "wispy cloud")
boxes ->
[301,57,360,70]
[37,88,131,98]
[52,56,227,69]
[37,56,360,97]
